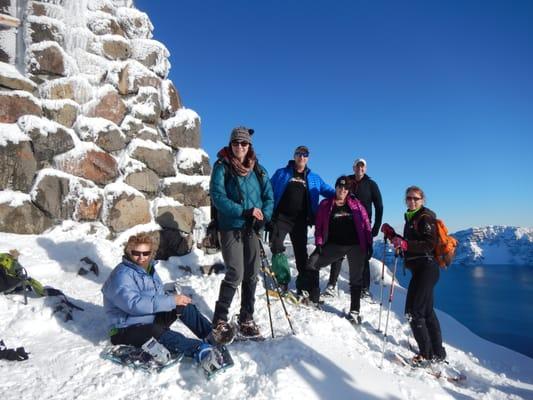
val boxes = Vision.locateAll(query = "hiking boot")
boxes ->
[238,319,262,338]
[279,283,289,295]
[321,284,336,298]
[346,310,362,325]
[299,293,322,310]
[211,320,236,345]
[411,354,431,368]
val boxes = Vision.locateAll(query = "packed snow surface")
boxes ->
[0,224,531,400]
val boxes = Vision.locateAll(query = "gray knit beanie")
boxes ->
[230,126,254,144]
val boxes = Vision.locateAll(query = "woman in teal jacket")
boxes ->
[210,126,274,341]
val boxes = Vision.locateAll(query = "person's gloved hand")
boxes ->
[372,224,381,237]
[242,208,254,220]
[381,223,397,241]
[253,218,265,232]
[392,236,408,252]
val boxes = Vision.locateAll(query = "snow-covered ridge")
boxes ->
[453,226,533,266]
[373,225,533,266]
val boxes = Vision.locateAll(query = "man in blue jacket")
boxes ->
[270,145,335,296]
[102,233,232,374]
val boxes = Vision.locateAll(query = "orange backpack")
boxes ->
[414,214,458,268]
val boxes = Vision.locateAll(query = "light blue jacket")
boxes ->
[101,257,175,331]
[210,159,274,231]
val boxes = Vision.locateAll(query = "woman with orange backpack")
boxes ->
[382,185,446,367]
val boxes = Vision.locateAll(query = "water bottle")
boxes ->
[141,337,171,365]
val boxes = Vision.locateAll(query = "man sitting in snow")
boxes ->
[102,233,233,374]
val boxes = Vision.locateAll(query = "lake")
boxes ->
[394,264,533,359]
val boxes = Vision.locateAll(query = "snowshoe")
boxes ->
[321,284,337,298]
[234,319,265,342]
[101,344,182,372]
[197,344,225,380]
[345,310,362,326]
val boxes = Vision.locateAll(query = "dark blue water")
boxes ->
[395,264,533,359]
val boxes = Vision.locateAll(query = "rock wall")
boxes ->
[0,0,211,258]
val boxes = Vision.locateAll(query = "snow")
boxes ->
[53,141,105,166]
[103,181,144,199]
[176,147,209,170]
[0,190,31,207]
[40,98,79,111]
[130,38,170,78]
[28,40,79,76]
[0,61,36,87]
[162,173,210,191]
[115,6,154,39]
[39,76,95,104]
[0,123,30,146]
[127,137,173,153]
[161,107,200,131]
[18,114,74,138]
[0,225,532,400]
[74,115,125,141]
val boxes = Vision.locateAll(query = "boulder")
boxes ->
[124,168,159,195]
[160,80,182,119]
[31,173,74,220]
[55,148,118,186]
[120,115,143,143]
[161,109,201,149]
[177,153,212,176]
[130,38,169,78]
[18,115,75,167]
[155,205,195,234]
[41,99,79,127]
[0,140,37,192]
[0,61,38,93]
[129,141,175,177]
[115,60,161,95]
[39,76,94,104]
[87,13,125,36]
[28,42,66,76]
[74,116,126,153]
[0,197,53,234]
[136,125,160,142]
[27,16,64,45]
[128,86,161,124]
[156,229,193,260]
[0,91,42,123]
[101,35,131,61]
[30,2,64,19]
[104,190,151,233]
[161,181,210,208]
[115,7,153,39]
[85,89,126,125]
[76,196,103,221]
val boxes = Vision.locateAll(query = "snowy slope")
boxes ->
[0,224,532,400]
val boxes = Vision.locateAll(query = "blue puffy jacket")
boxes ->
[210,159,274,231]
[270,160,335,222]
[101,258,175,331]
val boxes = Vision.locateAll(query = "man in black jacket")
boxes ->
[322,158,383,298]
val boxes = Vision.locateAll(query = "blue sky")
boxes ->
[136,0,533,232]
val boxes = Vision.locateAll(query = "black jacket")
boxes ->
[403,206,438,269]
[348,174,383,235]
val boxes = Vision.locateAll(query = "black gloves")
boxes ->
[372,225,380,237]
[366,243,373,261]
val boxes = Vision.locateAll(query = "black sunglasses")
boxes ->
[406,196,422,201]
[231,140,249,147]
[131,250,151,257]
[294,152,309,157]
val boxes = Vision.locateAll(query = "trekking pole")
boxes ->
[256,234,296,336]
[376,239,387,333]
[261,262,275,339]
[379,248,399,369]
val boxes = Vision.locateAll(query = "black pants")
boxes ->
[110,304,212,357]
[213,229,260,324]
[305,243,365,311]
[328,257,371,290]
[270,213,308,291]
[405,260,445,359]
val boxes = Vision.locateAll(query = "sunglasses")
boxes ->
[406,196,422,201]
[131,250,151,257]
[294,152,309,157]
[231,140,249,147]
